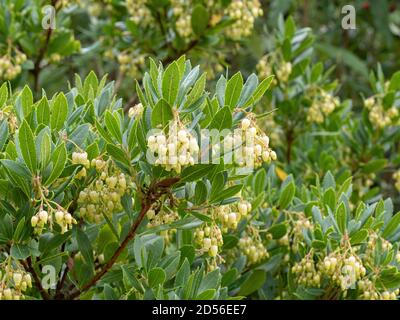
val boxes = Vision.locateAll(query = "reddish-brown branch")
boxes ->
[67,177,179,300]
[68,201,151,299]
[32,0,59,93]
[21,257,51,300]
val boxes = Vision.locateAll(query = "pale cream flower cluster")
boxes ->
[394,170,400,191]
[307,91,340,124]
[77,160,128,223]
[364,96,399,129]
[238,231,268,265]
[0,51,26,80]
[126,0,152,26]
[31,206,77,235]
[0,264,32,300]
[194,224,223,258]
[225,0,263,40]
[117,52,146,79]
[147,122,199,173]
[223,117,276,168]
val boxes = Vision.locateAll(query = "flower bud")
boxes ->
[241,118,251,130]
[203,238,212,250]
[55,211,64,224]
[39,210,48,224]
[13,273,22,287]
[31,216,39,227]
[209,245,218,257]
[3,288,12,300]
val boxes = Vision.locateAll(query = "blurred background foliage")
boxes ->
[2,0,400,101]
[1,0,400,207]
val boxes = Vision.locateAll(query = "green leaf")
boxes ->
[151,98,174,128]
[194,181,208,205]
[315,43,368,78]
[238,74,258,107]
[284,16,296,39]
[0,159,30,178]
[268,223,287,239]
[362,159,387,174]
[239,270,266,296]
[242,76,274,108]
[50,93,68,130]
[382,212,400,238]
[36,97,50,125]
[278,181,295,209]
[389,71,400,91]
[323,188,336,211]
[106,144,129,166]
[38,131,51,171]
[148,267,166,288]
[0,83,8,108]
[191,4,209,35]
[210,184,243,203]
[209,106,232,131]
[18,120,37,173]
[336,202,347,234]
[104,111,122,143]
[181,165,215,182]
[225,72,243,109]
[162,62,180,105]
[45,143,67,185]
[175,258,190,287]
[196,288,216,300]
[0,120,9,151]
[184,73,206,109]
[76,228,94,267]
[350,229,368,245]
[122,265,144,293]
[253,169,267,195]
[10,243,30,260]
[19,85,33,118]
[216,76,227,106]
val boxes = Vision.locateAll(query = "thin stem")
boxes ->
[67,177,179,299]
[32,0,59,93]
[68,200,151,299]
[21,257,51,300]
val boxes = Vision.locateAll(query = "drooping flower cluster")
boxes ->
[77,159,128,223]
[256,56,292,85]
[393,170,400,192]
[147,121,199,173]
[126,0,152,26]
[225,0,263,40]
[364,96,399,129]
[0,50,26,80]
[276,62,292,83]
[292,252,367,293]
[146,207,179,228]
[222,117,276,168]
[292,256,321,287]
[31,206,77,235]
[215,200,251,232]
[320,253,366,291]
[0,106,18,134]
[307,91,340,124]
[0,262,32,300]
[72,151,91,179]
[238,228,268,265]
[363,233,392,267]
[358,278,399,300]
[128,103,144,118]
[117,52,146,79]
[194,223,223,258]
[256,56,272,80]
